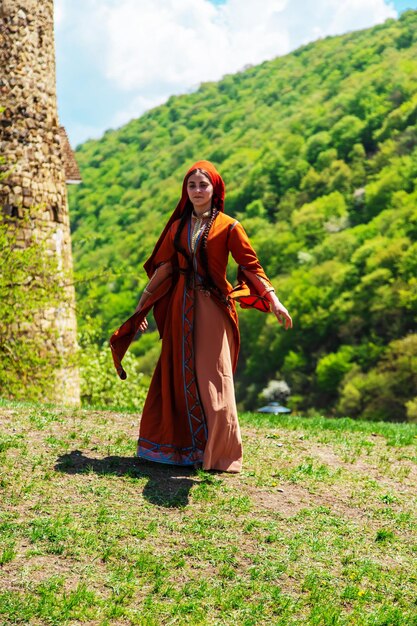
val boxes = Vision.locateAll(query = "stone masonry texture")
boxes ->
[0,0,80,403]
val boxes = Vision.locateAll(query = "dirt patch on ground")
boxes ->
[245,481,378,527]
[309,440,417,494]
[241,432,416,527]
[1,548,91,588]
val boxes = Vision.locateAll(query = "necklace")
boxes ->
[191,210,210,252]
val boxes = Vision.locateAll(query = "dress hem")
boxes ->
[203,460,242,473]
[137,440,203,466]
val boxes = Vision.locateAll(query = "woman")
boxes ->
[110,160,292,473]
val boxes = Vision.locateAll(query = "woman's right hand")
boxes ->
[138,316,148,332]
[134,301,149,332]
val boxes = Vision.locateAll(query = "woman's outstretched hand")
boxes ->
[269,295,293,329]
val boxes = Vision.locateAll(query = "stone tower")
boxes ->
[0,0,80,403]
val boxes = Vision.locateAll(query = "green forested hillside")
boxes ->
[70,10,417,421]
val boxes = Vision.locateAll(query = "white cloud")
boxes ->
[97,0,291,91]
[54,0,65,27]
[55,0,397,141]
[111,93,173,129]
[94,0,396,91]
[329,0,397,32]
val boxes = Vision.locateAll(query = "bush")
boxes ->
[79,319,148,410]
[261,379,291,403]
[337,334,417,421]
[316,346,354,395]
[0,210,68,401]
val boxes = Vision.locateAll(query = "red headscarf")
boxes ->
[144,160,225,277]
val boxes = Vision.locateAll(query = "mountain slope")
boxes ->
[69,10,417,420]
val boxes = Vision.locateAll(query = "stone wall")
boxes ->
[0,0,80,404]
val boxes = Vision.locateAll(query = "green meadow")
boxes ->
[1,400,416,625]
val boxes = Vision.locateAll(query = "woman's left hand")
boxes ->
[270,295,293,329]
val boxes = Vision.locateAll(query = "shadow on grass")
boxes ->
[54,450,198,508]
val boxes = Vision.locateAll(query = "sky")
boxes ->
[54,0,417,148]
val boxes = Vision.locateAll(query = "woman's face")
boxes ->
[187,171,213,214]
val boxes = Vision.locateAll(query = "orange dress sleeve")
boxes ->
[110,223,179,378]
[227,221,274,312]
[149,221,177,272]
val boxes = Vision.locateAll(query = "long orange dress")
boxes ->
[111,212,273,472]
[110,160,274,473]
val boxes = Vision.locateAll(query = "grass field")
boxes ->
[0,399,416,625]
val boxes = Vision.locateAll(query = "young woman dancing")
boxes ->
[110,160,292,473]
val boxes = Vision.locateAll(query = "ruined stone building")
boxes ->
[0,0,81,403]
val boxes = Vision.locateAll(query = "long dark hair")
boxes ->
[173,168,219,292]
